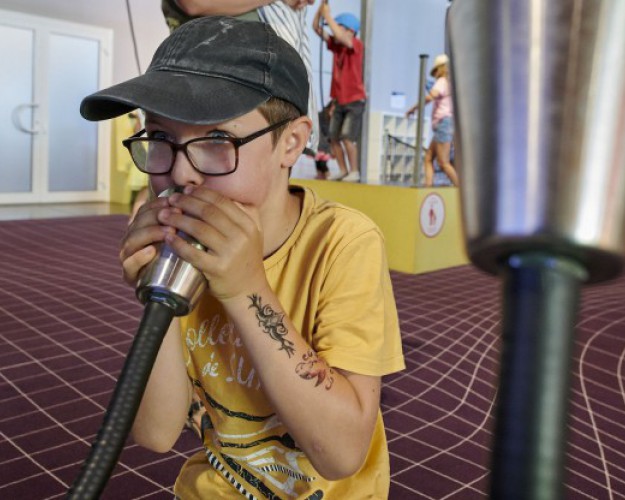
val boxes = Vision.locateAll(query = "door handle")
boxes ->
[12,103,40,134]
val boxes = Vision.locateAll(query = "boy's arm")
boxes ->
[319,3,354,48]
[312,2,329,40]
[283,0,316,9]
[130,318,193,452]
[120,195,192,452]
[176,0,273,16]
[219,287,381,481]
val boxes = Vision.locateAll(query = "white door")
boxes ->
[0,9,112,204]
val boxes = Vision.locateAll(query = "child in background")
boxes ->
[313,4,366,182]
[314,99,335,179]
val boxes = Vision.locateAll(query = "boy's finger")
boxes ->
[233,201,262,231]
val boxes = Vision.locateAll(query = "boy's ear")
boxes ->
[280,116,313,168]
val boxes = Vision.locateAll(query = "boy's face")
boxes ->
[145,109,284,207]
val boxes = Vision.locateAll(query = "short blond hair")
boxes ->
[257,97,303,146]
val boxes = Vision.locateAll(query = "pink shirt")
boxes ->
[431,77,453,128]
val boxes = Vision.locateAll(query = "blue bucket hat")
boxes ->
[334,13,360,34]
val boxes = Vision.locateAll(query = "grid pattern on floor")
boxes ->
[1,215,624,499]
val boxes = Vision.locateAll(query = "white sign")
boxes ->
[390,91,406,110]
[419,193,445,237]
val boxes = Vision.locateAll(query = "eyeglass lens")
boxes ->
[129,139,236,175]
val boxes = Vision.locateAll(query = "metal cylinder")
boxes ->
[135,188,207,316]
[413,53,429,186]
[136,237,207,316]
[447,0,625,283]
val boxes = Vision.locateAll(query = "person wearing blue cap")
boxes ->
[81,16,403,499]
[313,3,366,182]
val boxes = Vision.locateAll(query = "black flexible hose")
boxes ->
[490,252,587,500]
[66,300,176,499]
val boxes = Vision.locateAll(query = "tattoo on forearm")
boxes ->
[248,294,295,358]
[295,350,335,390]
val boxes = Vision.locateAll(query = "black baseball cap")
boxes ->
[80,16,309,124]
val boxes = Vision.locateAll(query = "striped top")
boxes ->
[259,3,319,150]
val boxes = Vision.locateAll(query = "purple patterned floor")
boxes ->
[1,215,624,499]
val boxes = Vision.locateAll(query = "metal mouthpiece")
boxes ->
[135,187,207,316]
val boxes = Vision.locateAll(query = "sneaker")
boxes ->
[342,171,361,182]
[315,152,331,162]
[328,172,348,181]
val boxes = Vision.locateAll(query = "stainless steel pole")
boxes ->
[359,0,373,182]
[413,54,428,187]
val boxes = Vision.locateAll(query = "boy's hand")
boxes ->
[120,195,176,286]
[160,186,266,303]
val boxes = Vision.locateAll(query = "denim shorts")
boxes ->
[329,100,365,142]
[433,116,454,143]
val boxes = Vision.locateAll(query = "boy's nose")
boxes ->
[170,150,204,186]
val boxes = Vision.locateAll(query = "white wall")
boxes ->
[369,0,450,113]
[0,0,169,84]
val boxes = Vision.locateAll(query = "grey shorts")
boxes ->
[329,100,365,142]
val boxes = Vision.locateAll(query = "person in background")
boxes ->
[313,99,335,179]
[406,54,459,187]
[80,17,404,499]
[313,3,366,182]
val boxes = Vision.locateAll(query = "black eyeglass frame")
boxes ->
[122,118,292,176]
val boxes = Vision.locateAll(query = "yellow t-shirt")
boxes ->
[175,186,405,499]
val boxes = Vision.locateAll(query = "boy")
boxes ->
[313,4,366,182]
[80,17,404,499]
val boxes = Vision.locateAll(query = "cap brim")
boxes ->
[80,71,271,124]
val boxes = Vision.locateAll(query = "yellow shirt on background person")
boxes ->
[175,186,405,499]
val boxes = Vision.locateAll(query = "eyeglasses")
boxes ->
[122,118,291,176]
